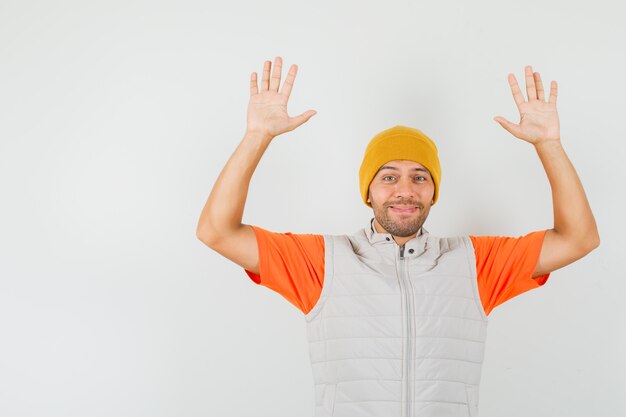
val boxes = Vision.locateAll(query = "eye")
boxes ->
[415,176,426,181]
[382,175,396,181]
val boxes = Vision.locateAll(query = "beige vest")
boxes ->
[305,219,488,417]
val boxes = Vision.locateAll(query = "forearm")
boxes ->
[535,140,600,250]
[196,130,273,243]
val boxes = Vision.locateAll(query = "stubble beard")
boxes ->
[372,199,430,237]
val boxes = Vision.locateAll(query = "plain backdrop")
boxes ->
[1,0,625,416]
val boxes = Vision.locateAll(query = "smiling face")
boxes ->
[367,160,435,243]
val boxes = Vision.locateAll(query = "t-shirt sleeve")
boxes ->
[244,225,325,315]
[470,230,551,316]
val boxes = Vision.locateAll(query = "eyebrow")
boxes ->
[378,165,430,174]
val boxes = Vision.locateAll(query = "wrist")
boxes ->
[534,138,562,152]
[244,129,275,145]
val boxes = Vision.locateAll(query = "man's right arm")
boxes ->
[195,132,273,275]
[195,56,316,274]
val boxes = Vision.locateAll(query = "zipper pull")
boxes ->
[399,244,405,258]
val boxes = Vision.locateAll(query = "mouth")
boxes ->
[388,205,418,214]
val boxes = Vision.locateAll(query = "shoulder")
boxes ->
[250,224,326,248]
[469,231,549,254]
[428,235,473,253]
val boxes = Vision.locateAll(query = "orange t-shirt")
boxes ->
[244,226,550,316]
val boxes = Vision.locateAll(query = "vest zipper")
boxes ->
[398,244,413,417]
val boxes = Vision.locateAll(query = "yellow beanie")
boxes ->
[359,125,441,207]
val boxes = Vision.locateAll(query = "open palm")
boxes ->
[494,66,560,145]
[246,57,316,138]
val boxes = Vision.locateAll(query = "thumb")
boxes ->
[493,116,522,138]
[287,109,317,131]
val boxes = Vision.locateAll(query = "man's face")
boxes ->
[367,160,435,238]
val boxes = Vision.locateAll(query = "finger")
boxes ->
[280,64,298,98]
[549,80,558,105]
[534,71,545,101]
[525,65,537,101]
[250,72,258,96]
[269,56,283,92]
[261,60,271,91]
[287,109,317,131]
[493,116,523,138]
[507,73,525,109]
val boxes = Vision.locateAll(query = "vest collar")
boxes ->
[365,217,430,257]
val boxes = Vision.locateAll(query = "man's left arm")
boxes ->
[494,65,600,278]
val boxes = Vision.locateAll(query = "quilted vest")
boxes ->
[305,219,488,417]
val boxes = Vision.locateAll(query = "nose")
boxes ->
[394,176,416,199]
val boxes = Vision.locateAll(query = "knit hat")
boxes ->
[359,125,441,207]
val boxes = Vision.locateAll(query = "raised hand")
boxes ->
[494,66,560,145]
[246,56,317,139]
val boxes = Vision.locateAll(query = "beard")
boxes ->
[371,197,430,237]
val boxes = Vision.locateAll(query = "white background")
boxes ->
[1,0,625,416]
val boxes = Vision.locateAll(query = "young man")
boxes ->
[196,56,599,417]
